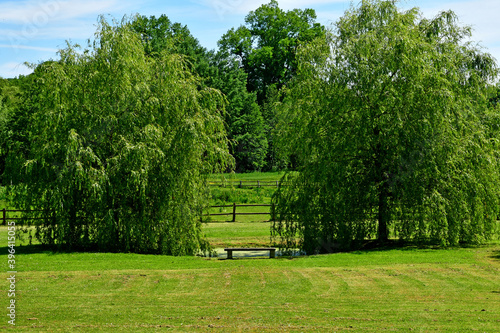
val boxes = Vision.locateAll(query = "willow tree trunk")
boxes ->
[375,138,390,242]
[377,179,390,242]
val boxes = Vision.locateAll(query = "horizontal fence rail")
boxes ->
[2,206,273,225]
[204,203,274,222]
[2,208,53,225]
[208,180,287,188]
[6,207,496,226]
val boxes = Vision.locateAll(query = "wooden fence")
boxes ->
[205,203,274,222]
[1,208,51,225]
[2,205,274,225]
[208,180,285,188]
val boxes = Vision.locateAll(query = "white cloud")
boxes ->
[0,0,121,24]
[197,0,345,17]
[0,62,33,78]
[0,44,59,52]
[0,0,143,53]
[0,0,135,43]
[314,9,345,26]
[406,0,500,66]
[241,0,346,12]
[403,0,498,42]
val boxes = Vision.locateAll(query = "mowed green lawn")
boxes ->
[204,222,274,248]
[1,176,500,331]
[1,224,499,332]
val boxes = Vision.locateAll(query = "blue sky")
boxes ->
[1,0,499,78]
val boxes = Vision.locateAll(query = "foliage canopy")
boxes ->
[272,0,500,253]
[218,0,325,104]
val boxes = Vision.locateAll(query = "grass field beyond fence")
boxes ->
[205,172,281,223]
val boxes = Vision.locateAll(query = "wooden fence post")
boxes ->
[232,203,236,222]
[2,208,5,226]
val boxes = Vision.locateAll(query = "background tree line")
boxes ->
[1,0,322,175]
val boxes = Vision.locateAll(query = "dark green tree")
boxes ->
[7,17,232,255]
[219,1,324,170]
[0,76,28,186]
[489,84,500,107]
[130,14,211,75]
[272,0,500,253]
[205,54,268,172]
[0,79,7,182]
[218,0,325,104]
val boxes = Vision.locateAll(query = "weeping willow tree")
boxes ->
[7,17,231,255]
[272,0,500,253]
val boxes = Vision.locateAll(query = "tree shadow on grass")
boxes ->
[338,239,440,254]
[490,250,500,262]
[1,244,54,255]
[359,239,422,251]
[340,239,494,255]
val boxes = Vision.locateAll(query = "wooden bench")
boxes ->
[224,247,276,259]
